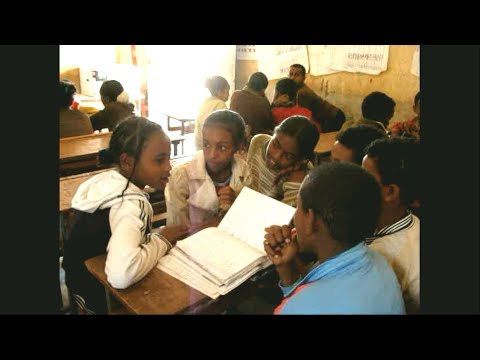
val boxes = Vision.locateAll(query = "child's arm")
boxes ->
[105,200,174,289]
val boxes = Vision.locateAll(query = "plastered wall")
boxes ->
[235,45,420,124]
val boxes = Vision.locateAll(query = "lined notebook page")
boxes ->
[219,187,296,252]
[175,227,265,284]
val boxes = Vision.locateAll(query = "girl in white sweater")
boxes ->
[63,117,189,314]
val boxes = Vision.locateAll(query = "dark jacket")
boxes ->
[90,102,135,131]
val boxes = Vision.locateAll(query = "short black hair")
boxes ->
[60,79,76,108]
[364,137,420,206]
[100,80,124,103]
[203,109,246,148]
[290,64,306,76]
[275,78,298,101]
[300,162,381,247]
[361,91,396,124]
[336,124,388,165]
[275,115,320,162]
[247,72,269,92]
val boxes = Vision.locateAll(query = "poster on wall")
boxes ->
[256,45,309,80]
[410,45,420,77]
[325,45,390,75]
[308,45,342,76]
[236,45,257,60]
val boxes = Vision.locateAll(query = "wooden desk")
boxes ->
[60,132,112,176]
[59,169,111,213]
[85,254,279,314]
[85,254,211,314]
[60,132,112,162]
[313,131,339,165]
[165,114,195,135]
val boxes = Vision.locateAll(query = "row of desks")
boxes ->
[60,130,338,170]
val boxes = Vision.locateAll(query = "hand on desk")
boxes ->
[158,224,190,247]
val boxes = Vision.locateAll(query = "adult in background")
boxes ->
[60,80,93,138]
[229,72,274,146]
[289,64,345,133]
[90,80,135,131]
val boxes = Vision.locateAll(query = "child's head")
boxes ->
[288,64,306,86]
[202,109,246,176]
[361,91,396,127]
[362,137,420,208]
[331,124,387,165]
[109,116,172,192]
[413,91,420,115]
[100,80,127,105]
[60,79,76,109]
[205,76,230,102]
[266,115,319,171]
[297,162,381,250]
[273,78,298,105]
[246,72,269,94]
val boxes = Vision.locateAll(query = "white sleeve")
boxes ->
[165,166,191,226]
[105,199,170,289]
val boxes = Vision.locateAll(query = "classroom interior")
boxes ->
[59,45,420,315]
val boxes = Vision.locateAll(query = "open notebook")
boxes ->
[157,187,296,299]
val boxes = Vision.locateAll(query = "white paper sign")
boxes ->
[236,45,257,60]
[256,45,309,80]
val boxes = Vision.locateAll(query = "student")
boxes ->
[341,91,395,134]
[247,115,319,207]
[331,124,387,164]
[389,91,420,140]
[194,76,230,151]
[289,64,345,133]
[90,80,135,131]
[264,162,405,314]
[229,72,274,145]
[166,109,251,232]
[62,117,189,314]
[59,79,93,138]
[271,78,314,129]
[362,137,420,314]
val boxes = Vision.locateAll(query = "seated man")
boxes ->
[264,162,405,314]
[289,64,345,133]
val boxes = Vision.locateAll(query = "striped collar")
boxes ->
[366,210,414,245]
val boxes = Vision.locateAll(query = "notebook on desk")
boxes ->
[157,187,296,299]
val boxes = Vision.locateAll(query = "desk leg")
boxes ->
[105,287,112,314]
[173,142,178,157]
[181,140,184,155]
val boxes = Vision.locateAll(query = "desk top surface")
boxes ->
[314,131,339,155]
[60,132,112,161]
[85,254,210,314]
[85,254,276,314]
